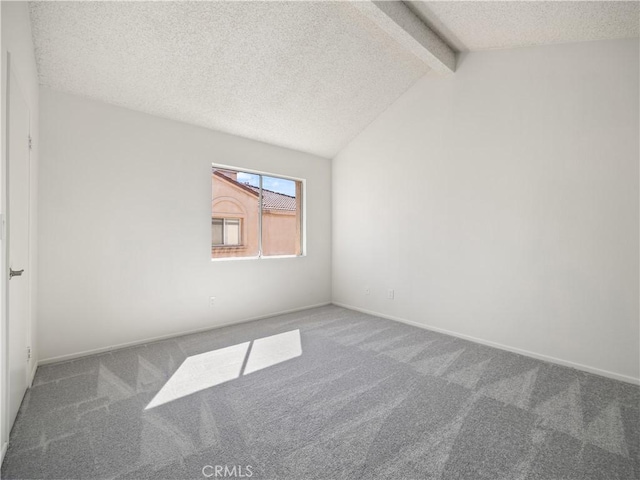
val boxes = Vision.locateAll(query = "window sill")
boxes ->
[211,254,305,262]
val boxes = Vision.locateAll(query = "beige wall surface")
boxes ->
[333,39,639,383]
[38,89,331,362]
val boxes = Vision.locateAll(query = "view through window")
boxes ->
[212,167,303,259]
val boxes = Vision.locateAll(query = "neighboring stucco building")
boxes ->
[212,170,301,258]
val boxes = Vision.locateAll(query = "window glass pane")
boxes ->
[212,167,303,259]
[261,176,302,256]
[212,218,223,245]
[212,168,259,258]
[224,219,240,245]
[236,171,260,189]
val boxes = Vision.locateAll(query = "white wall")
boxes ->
[38,89,331,362]
[333,39,639,383]
[1,0,40,456]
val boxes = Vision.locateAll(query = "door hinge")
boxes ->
[28,135,33,150]
[27,346,32,360]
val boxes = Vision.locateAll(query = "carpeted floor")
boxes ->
[2,305,639,479]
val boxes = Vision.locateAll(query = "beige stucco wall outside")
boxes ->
[262,210,297,256]
[212,174,259,258]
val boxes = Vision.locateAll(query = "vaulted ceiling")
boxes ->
[408,1,639,52]
[29,1,639,158]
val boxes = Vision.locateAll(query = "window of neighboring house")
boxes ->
[212,166,303,259]
[212,218,241,246]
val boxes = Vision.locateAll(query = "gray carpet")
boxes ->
[2,305,639,479]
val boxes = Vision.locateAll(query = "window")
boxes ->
[212,218,241,246]
[212,167,303,259]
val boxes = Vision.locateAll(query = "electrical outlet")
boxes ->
[387,289,394,300]
[209,297,216,307]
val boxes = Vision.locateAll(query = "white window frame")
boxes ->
[211,163,306,261]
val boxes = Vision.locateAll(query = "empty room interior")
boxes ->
[1,1,639,479]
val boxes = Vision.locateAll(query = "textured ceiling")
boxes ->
[30,2,639,158]
[29,1,429,158]
[408,1,640,52]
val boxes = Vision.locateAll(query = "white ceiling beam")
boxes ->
[351,1,456,75]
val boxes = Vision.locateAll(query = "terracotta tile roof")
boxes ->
[246,185,297,211]
[214,170,296,211]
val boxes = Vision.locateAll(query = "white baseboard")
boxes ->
[28,361,38,387]
[39,302,332,365]
[332,302,640,386]
[1,441,7,465]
